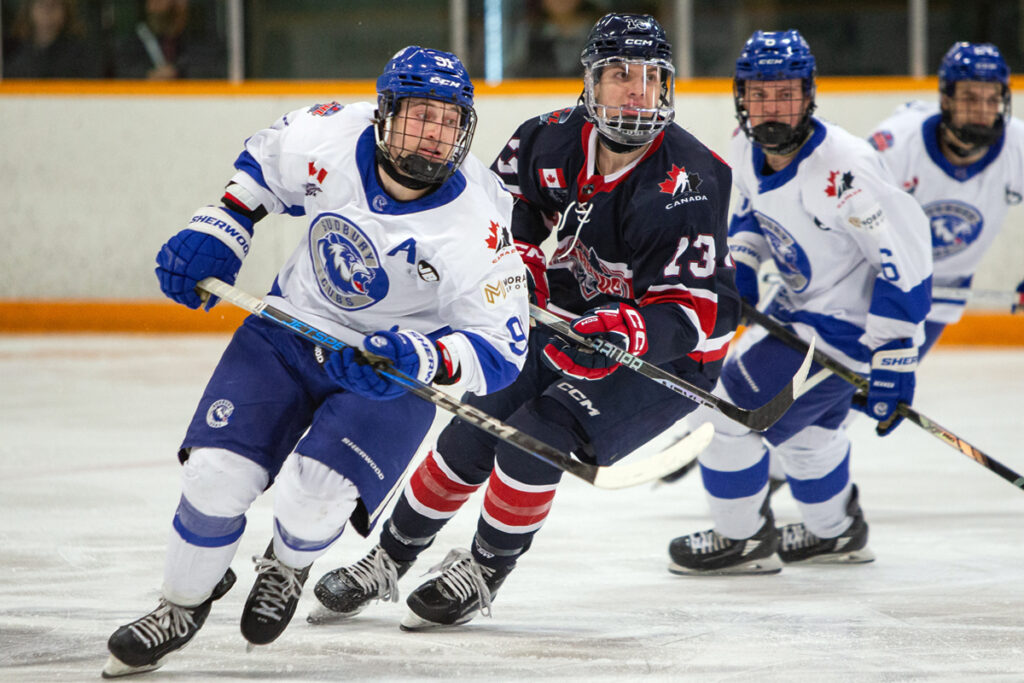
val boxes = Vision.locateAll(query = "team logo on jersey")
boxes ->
[902,176,919,194]
[539,107,574,125]
[658,165,708,209]
[554,241,634,300]
[755,212,811,293]
[308,101,343,117]
[206,399,234,429]
[538,168,567,189]
[868,130,894,151]
[311,213,389,310]
[924,200,983,259]
[1006,185,1022,205]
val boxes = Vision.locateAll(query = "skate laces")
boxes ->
[250,555,305,621]
[127,600,196,647]
[687,529,732,555]
[426,548,495,618]
[780,523,819,552]
[343,546,402,604]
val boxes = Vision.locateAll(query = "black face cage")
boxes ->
[583,57,675,146]
[733,78,817,155]
[940,81,1011,152]
[375,93,478,186]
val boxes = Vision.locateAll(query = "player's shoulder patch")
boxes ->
[308,101,345,117]
[868,130,895,151]
[537,107,576,125]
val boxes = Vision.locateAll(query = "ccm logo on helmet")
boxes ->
[624,38,653,46]
[429,76,461,87]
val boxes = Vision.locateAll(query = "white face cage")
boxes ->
[583,57,676,146]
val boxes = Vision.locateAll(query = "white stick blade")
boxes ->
[591,422,715,490]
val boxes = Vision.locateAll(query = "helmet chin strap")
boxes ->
[940,118,1004,158]
[750,121,809,155]
[596,130,647,154]
[375,148,440,191]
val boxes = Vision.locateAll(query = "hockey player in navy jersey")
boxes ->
[868,41,1024,353]
[312,13,739,629]
[667,30,932,575]
[102,47,526,677]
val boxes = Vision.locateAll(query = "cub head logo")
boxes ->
[311,213,390,310]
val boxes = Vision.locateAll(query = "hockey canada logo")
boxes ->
[206,399,234,429]
[756,212,811,293]
[658,164,707,209]
[306,161,328,197]
[825,170,855,199]
[486,220,514,258]
[924,200,983,259]
[311,213,389,310]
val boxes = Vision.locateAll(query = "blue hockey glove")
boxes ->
[853,339,917,436]
[155,207,251,309]
[734,261,760,308]
[1014,280,1024,314]
[325,328,440,400]
[542,303,648,381]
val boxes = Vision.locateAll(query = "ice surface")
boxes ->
[1,335,1022,681]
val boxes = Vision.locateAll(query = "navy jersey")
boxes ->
[491,106,738,379]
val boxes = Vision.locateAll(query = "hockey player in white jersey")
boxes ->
[102,46,526,677]
[667,30,932,575]
[868,41,1024,354]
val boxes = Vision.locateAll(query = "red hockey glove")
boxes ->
[516,240,549,309]
[542,303,648,380]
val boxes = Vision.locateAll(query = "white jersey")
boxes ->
[729,118,933,372]
[868,101,1024,323]
[227,101,527,395]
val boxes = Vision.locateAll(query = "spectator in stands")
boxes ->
[4,0,102,78]
[508,0,602,78]
[111,0,225,79]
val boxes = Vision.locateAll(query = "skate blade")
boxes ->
[101,653,162,678]
[306,604,363,624]
[667,553,783,576]
[784,547,876,565]
[398,610,473,632]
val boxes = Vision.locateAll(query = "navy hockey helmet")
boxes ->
[733,29,817,155]
[938,42,1011,153]
[579,13,675,147]
[375,46,478,186]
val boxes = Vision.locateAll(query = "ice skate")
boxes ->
[102,568,236,678]
[399,548,514,631]
[239,542,310,646]
[308,544,413,623]
[778,485,875,564]
[668,504,782,575]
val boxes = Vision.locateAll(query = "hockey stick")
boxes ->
[742,302,1024,493]
[529,303,815,432]
[195,277,714,489]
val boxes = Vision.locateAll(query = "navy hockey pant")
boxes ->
[380,329,709,568]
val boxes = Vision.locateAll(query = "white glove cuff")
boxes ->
[188,206,252,261]
[871,346,918,373]
[397,330,440,384]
